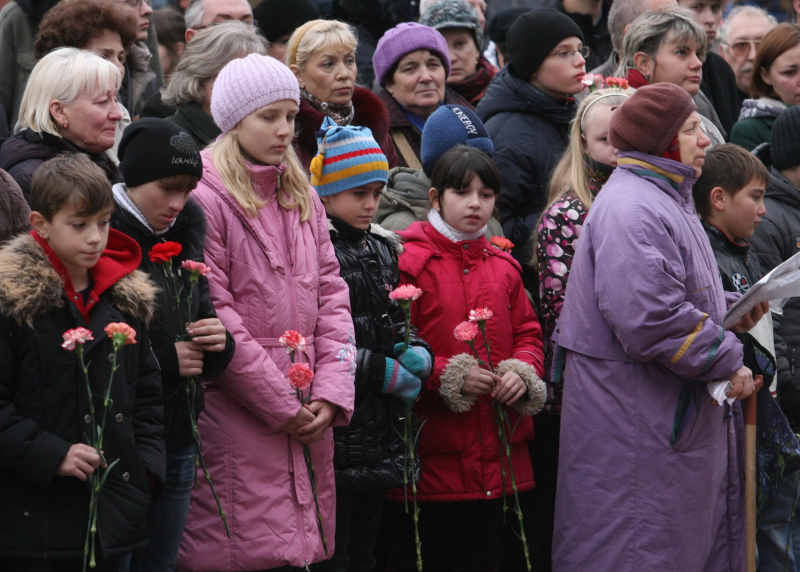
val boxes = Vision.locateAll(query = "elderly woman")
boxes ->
[161,21,268,149]
[617,8,727,144]
[731,23,800,151]
[286,19,398,171]
[33,0,138,163]
[0,48,122,203]
[551,82,767,572]
[373,22,472,169]
[420,0,497,106]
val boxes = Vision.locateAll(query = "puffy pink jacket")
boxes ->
[177,150,356,571]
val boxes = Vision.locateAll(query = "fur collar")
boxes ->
[297,87,391,157]
[0,234,157,326]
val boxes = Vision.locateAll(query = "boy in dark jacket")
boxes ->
[311,119,433,572]
[110,118,234,572]
[0,153,166,570]
[693,143,769,295]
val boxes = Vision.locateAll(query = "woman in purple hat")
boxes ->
[372,22,473,169]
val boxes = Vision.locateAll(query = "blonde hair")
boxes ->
[16,47,121,136]
[285,19,358,68]
[209,131,312,220]
[530,87,631,268]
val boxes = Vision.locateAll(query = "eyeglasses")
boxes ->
[549,46,590,61]
[723,40,761,57]
[117,0,152,8]
[193,19,258,31]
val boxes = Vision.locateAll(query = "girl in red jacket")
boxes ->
[388,146,546,572]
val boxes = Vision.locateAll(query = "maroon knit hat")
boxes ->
[609,83,697,157]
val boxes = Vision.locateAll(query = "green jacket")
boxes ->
[375,166,504,239]
[730,97,788,152]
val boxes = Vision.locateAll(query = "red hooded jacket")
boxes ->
[389,221,545,502]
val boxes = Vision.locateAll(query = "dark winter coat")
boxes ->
[0,168,30,243]
[0,129,121,203]
[0,230,166,559]
[119,42,160,121]
[165,102,220,151]
[731,98,788,152]
[378,87,473,169]
[110,196,234,453]
[327,216,430,491]
[295,86,398,171]
[700,52,742,138]
[750,167,800,432]
[702,220,763,295]
[476,67,575,268]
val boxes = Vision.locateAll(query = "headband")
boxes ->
[580,92,630,131]
[289,20,324,66]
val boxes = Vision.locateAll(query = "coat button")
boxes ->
[463,269,469,275]
[115,413,124,423]
[463,244,469,249]
[108,353,115,363]
[122,472,130,482]
[367,260,378,271]
[84,414,91,424]
[23,511,29,517]
[486,491,492,497]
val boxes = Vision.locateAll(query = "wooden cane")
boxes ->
[745,375,763,572]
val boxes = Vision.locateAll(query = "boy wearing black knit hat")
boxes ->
[112,118,234,572]
[751,105,800,436]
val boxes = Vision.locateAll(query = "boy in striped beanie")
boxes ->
[316,115,433,572]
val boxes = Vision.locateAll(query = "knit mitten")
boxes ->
[383,358,422,404]
[394,343,433,378]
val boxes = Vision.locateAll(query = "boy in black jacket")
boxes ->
[111,119,234,572]
[693,143,769,295]
[0,154,166,570]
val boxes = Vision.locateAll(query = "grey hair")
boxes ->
[162,21,268,107]
[184,0,204,30]
[617,7,709,77]
[608,0,649,54]
[719,5,777,43]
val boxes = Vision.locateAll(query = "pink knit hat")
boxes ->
[210,54,300,134]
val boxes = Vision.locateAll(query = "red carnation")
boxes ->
[149,241,183,264]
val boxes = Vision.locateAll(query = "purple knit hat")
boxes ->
[210,53,300,134]
[372,22,450,88]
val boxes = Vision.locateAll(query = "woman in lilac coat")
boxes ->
[552,83,767,572]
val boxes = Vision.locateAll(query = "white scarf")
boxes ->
[112,183,174,235]
[428,208,487,243]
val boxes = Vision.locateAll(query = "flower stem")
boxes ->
[186,378,231,538]
[303,444,328,555]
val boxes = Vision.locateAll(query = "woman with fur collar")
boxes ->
[286,19,398,171]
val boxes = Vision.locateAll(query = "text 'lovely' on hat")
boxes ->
[118,118,202,187]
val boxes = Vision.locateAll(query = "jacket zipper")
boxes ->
[792,347,796,376]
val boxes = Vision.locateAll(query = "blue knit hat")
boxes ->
[310,117,389,197]
[421,105,494,176]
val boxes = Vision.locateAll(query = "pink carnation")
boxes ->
[279,330,308,354]
[288,362,314,391]
[469,308,494,323]
[580,74,595,87]
[62,327,94,351]
[181,260,211,277]
[389,284,423,301]
[104,322,137,345]
[454,321,480,343]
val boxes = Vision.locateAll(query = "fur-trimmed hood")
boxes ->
[0,233,156,326]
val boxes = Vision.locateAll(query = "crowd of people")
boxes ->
[0,0,799,570]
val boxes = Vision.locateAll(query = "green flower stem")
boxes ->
[303,443,328,555]
[186,378,231,538]
[496,406,531,571]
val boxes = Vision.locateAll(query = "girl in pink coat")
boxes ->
[176,54,356,572]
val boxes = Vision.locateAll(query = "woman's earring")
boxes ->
[62,122,68,128]
[643,73,649,80]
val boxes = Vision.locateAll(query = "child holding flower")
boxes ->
[312,119,433,572]
[0,154,165,570]
[110,118,234,572]
[176,54,356,572]
[388,145,546,572]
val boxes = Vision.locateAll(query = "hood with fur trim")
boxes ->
[0,232,157,327]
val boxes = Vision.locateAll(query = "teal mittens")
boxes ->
[394,343,433,378]
[383,358,422,404]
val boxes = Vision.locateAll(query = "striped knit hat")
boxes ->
[310,117,389,197]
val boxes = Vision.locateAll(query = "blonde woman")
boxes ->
[176,53,356,572]
[535,86,631,403]
[286,19,398,171]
